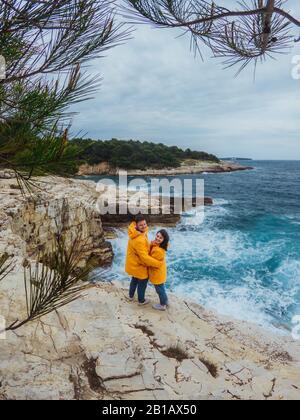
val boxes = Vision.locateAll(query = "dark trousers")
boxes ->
[155,284,168,306]
[129,277,148,303]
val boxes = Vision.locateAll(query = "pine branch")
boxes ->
[4,234,98,332]
[0,253,14,282]
[123,0,297,72]
[0,0,132,185]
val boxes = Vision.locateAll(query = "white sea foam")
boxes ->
[98,196,300,334]
[173,279,275,329]
[168,228,300,333]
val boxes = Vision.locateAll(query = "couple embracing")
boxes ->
[125,214,170,311]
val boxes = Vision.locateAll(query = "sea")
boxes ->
[87,161,300,334]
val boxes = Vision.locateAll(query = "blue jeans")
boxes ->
[129,277,148,303]
[155,284,168,306]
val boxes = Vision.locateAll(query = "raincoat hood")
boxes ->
[128,222,148,240]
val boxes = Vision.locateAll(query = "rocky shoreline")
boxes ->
[1,175,300,400]
[78,160,253,177]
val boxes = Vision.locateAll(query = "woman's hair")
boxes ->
[158,229,170,251]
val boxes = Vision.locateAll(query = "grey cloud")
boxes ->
[71,2,300,160]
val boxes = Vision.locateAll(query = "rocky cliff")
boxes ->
[0,176,113,268]
[78,160,253,177]
[0,176,300,400]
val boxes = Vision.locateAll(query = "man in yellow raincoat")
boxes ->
[125,215,163,305]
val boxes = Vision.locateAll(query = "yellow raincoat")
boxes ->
[148,244,167,285]
[125,222,163,279]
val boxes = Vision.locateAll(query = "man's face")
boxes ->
[136,220,148,233]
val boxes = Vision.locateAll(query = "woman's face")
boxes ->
[155,232,164,245]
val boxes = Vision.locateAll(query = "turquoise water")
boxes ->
[91,161,300,333]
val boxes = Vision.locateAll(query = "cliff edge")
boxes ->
[1,276,300,400]
[78,160,253,177]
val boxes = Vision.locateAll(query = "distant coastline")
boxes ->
[222,157,253,161]
[74,139,254,177]
[78,159,254,177]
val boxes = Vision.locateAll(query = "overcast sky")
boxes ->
[72,1,300,160]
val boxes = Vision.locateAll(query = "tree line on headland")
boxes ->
[72,138,220,171]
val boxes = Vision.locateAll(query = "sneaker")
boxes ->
[153,304,167,311]
[138,299,150,306]
[127,296,134,302]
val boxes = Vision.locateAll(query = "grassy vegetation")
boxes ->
[161,345,189,362]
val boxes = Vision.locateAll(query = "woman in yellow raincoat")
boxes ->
[148,229,170,311]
